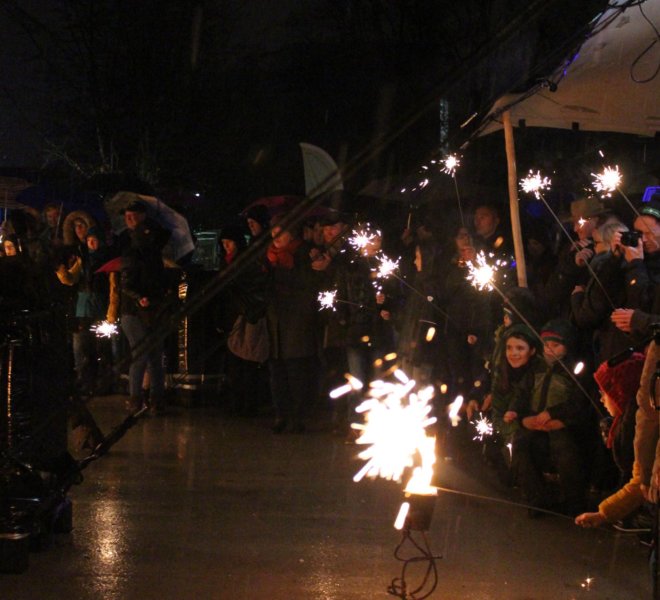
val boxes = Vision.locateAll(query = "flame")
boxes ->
[591,165,621,197]
[520,170,552,199]
[90,320,119,338]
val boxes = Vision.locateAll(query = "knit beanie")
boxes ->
[502,323,541,353]
[220,223,247,250]
[540,318,576,351]
[593,353,645,411]
[245,204,271,230]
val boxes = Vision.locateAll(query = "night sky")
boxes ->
[1,0,648,220]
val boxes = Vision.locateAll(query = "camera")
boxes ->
[620,230,641,247]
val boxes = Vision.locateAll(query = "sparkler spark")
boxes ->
[471,413,494,441]
[373,254,400,279]
[591,165,621,198]
[466,251,505,291]
[441,154,460,176]
[351,378,436,484]
[348,226,381,255]
[90,320,119,338]
[318,289,338,311]
[520,170,551,199]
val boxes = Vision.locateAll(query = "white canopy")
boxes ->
[478,0,660,137]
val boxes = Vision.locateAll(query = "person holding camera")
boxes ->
[570,216,631,365]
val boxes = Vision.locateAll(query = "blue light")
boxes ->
[642,187,660,203]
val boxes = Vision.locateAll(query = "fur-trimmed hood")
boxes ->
[62,210,97,246]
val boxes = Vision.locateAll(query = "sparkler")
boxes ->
[466,251,505,291]
[471,413,494,441]
[90,320,119,338]
[440,153,464,226]
[520,170,551,199]
[351,377,436,484]
[348,225,381,256]
[317,289,372,312]
[373,253,400,279]
[591,166,621,198]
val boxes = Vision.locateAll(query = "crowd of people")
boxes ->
[2,188,660,534]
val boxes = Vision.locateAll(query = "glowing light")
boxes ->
[374,254,400,279]
[394,502,411,530]
[578,217,587,228]
[90,321,119,338]
[352,379,436,484]
[581,576,594,591]
[404,434,437,495]
[318,289,337,311]
[520,170,551,199]
[425,327,436,342]
[439,383,448,394]
[348,226,381,255]
[467,251,505,291]
[573,361,585,375]
[471,414,494,441]
[592,165,621,198]
[448,395,463,427]
[330,374,364,399]
[506,443,513,461]
[441,154,460,176]
[384,352,397,361]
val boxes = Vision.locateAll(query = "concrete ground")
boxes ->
[1,396,652,600]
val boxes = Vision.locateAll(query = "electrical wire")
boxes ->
[388,529,442,600]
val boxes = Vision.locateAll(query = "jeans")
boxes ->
[121,314,165,399]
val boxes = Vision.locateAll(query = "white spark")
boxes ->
[90,321,119,338]
[373,253,400,279]
[348,226,381,255]
[352,379,436,484]
[471,413,494,441]
[592,165,621,198]
[318,289,337,311]
[573,361,585,375]
[467,251,505,291]
[578,217,587,228]
[441,154,460,176]
[520,170,552,199]
[394,502,411,530]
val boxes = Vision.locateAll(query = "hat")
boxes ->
[85,226,102,240]
[570,197,607,220]
[639,198,660,222]
[502,323,541,352]
[593,353,644,410]
[540,318,576,350]
[245,204,271,229]
[220,223,247,248]
[121,201,147,214]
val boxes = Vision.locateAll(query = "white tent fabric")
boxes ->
[479,0,660,137]
[299,142,344,198]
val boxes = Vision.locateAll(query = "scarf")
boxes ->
[266,238,302,269]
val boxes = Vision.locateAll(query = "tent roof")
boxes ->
[478,0,660,138]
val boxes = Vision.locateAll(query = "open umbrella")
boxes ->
[105,192,195,262]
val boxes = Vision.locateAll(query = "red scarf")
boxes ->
[267,238,302,269]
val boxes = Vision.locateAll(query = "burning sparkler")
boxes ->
[90,320,119,338]
[466,251,505,291]
[440,154,460,177]
[471,413,494,441]
[351,376,436,484]
[591,165,621,198]
[520,170,551,199]
[348,226,381,256]
[318,289,338,311]
[373,253,400,279]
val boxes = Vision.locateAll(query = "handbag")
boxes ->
[227,314,269,363]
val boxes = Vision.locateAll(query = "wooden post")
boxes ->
[502,110,527,288]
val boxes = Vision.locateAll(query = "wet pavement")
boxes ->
[1,396,652,599]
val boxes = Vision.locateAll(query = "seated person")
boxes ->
[510,319,590,516]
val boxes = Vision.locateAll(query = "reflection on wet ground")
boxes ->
[1,397,652,599]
